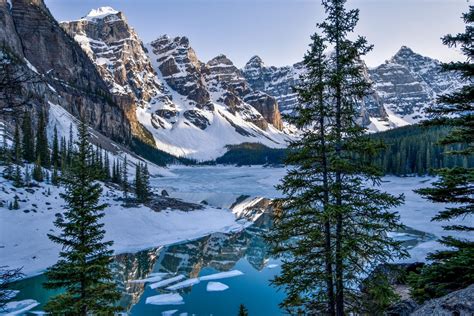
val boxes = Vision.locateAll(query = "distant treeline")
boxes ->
[370,124,473,175]
[131,137,196,166]
[206,143,287,166]
[205,125,473,175]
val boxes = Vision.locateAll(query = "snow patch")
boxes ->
[84,7,119,20]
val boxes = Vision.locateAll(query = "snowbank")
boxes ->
[0,169,245,277]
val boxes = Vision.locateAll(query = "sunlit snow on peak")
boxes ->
[85,6,119,20]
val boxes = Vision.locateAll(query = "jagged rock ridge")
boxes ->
[60,7,290,160]
[60,7,170,144]
[242,48,463,132]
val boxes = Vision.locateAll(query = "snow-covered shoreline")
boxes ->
[0,175,247,278]
[2,165,472,279]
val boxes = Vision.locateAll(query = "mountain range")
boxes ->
[0,1,463,161]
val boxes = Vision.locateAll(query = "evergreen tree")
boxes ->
[141,163,151,202]
[13,165,22,188]
[51,126,59,167]
[13,121,22,165]
[32,157,43,182]
[21,110,34,163]
[121,156,129,199]
[409,6,474,302]
[104,152,110,180]
[134,163,143,201]
[67,123,73,166]
[35,110,50,168]
[134,163,151,203]
[12,195,19,210]
[2,143,13,180]
[238,304,249,316]
[43,119,120,315]
[269,1,406,314]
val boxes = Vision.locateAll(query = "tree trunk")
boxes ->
[320,88,336,316]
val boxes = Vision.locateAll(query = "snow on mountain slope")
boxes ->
[62,8,292,161]
[47,101,173,177]
[144,35,292,160]
[243,47,463,133]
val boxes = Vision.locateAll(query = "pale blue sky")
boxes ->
[44,0,470,68]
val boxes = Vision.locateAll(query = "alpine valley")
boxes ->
[1,1,472,315]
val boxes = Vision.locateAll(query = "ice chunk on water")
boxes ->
[2,299,39,315]
[3,289,19,300]
[129,273,168,283]
[206,281,229,292]
[149,275,185,289]
[146,293,184,305]
[162,310,178,316]
[267,264,279,269]
[199,270,243,281]
[166,278,200,290]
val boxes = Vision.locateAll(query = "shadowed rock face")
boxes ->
[146,36,285,132]
[243,56,305,117]
[61,9,162,106]
[60,7,168,145]
[206,54,283,130]
[369,46,462,120]
[1,0,131,143]
[149,35,210,106]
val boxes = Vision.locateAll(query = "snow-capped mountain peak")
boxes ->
[84,6,120,21]
[244,55,265,70]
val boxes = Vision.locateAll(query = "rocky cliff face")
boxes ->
[369,46,461,122]
[243,48,462,132]
[205,54,283,130]
[60,7,166,144]
[143,35,290,160]
[149,35,210,107]
[0,0,130,143]
[243,56,304,117]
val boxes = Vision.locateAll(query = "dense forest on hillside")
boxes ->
[131,138,196,166]
[208,125,473,175]
[371,124,473,175]
[211,143,287,166]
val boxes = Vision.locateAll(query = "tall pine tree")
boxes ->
[21,110,34,163]
[409,6,474,302]
[13,120,22,165]
[269,1,406,314]
[51,125,59,167]
[122,156,129,199]
[43,119,120,315]
[35,110,50,168]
